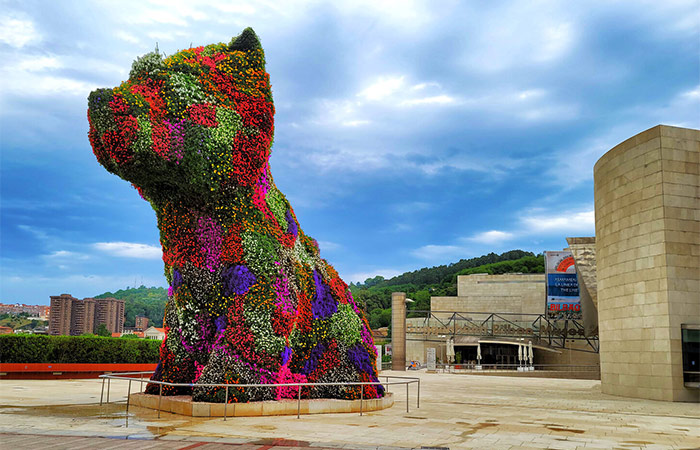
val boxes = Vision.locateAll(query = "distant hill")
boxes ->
[349,250,543,329]
[94,286,167,327]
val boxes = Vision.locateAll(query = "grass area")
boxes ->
[0,317,47,330]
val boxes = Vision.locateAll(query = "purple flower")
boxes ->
[285,210,297,237]
[312,270,337,319]
[347,344,373,374]
[281,346,292,365]
[302,342,327,374]
[172,268,184,289]
[222,265,257,295]
[215,315,227,332]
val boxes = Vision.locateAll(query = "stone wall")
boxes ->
[432,273,546,319]
[594,124,699,402]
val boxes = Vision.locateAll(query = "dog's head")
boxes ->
[87,28,274,202]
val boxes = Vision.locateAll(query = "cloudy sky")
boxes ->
[1,0,698,304]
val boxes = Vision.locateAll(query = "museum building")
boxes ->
[393,125,699,402]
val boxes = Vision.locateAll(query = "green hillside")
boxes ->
[349,250,543,329]
[94,286,167,327]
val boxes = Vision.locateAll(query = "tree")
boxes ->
[95,324,111,337]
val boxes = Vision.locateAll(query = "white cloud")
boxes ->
[14,56,62,72]
[461,5,576,73]
[467,230,515,245]
[411,244,469,262]
[93,242,162,259]
[0,14,40,48]
[520,208,595,235]
[399,95,457,107]
[115,31,141,44]
[358,76,405,101]
[317,240,341,252]
[344,269,404,284]
[43,250,89,260]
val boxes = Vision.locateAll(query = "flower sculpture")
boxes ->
[87,28,383,402]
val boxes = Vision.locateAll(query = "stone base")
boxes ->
[128,392,394,417]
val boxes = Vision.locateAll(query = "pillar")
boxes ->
[391,292,406,371]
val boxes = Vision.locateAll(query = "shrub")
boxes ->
[0,334,161,364]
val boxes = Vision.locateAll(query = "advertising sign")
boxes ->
[545,251,581,319]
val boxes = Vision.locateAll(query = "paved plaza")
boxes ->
[1,370,698,449]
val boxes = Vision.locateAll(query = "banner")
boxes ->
[545,251,581,319]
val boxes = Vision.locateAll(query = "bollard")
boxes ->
[107,378,110,404]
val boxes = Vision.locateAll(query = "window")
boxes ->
[681,324,700,384]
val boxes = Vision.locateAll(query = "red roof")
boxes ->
[134,331,145,338]
[111,332,121,337]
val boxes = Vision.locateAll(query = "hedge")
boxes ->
[0,334,161,364]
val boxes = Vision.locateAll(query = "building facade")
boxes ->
[49,294,125,335]
[70,297,95,336]
[94,297,125,334]
[134,315,149,331]
[49,294,74,335]
[403,273,599,368]
[594,124,699,402]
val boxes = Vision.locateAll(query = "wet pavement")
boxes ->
[1,371,699,449]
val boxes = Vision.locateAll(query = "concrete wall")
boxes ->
[594,124,699,402]
[432,273,545,319]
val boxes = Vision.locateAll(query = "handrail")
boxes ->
[99,372,420,420]
[434,363,600,372]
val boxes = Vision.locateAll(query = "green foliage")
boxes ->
[96,323,111,336]
[349,250,542,317]
[0,334,161,363]
[0,316,47,330]
[455,254,544,278]
[121,333,141,339]
[94,285,167,327]
[368,308,391,329]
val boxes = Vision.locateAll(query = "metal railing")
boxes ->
[99,372,420,420]
[406,310,600,353]
[434,363,600,373]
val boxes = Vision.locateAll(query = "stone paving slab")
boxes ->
[1,371,699,449]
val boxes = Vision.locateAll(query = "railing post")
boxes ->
[224,386,229,421]
[417,380,420,409]
[107,378,110,404]
[126,379,132,414]
[158,384,163,419]
[406,382,409,413]
[360,383,363,416]
[100,377,105,406]
[297,384,301,419]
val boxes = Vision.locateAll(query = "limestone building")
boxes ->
[404,273,599,368]
[594,124,699,402]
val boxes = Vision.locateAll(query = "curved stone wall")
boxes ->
[594,125,699,402]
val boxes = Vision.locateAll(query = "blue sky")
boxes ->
[1,0,698,304]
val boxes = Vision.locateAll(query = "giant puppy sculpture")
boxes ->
[87,28,383,402]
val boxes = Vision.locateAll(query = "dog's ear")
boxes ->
[229,27,262,52]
